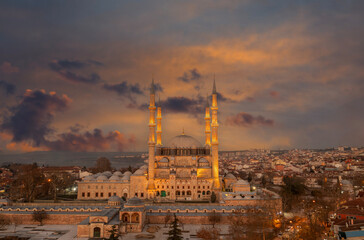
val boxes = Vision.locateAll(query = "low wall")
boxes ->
[0,213,89,225]
[147,215,236,225]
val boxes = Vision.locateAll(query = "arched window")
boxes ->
[187,191,191,195]
[93,227,101,238]
[122,213,130,222]
[131,213,139,223]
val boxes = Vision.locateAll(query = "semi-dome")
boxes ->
[123,171,132,176]
[160,157,169,163]
[167,134,202,148]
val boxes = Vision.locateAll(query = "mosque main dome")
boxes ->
[166,134,203,148]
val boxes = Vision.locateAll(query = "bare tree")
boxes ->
[196,226,220,240]
[47,172,74,202]
[208,211,222,228]
[10,164,45,202]
[0,214,10,230]
[164,212,172,227]
[32,210,49,226]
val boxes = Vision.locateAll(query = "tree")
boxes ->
[10,164,45,202]
[210,191,217,203]
[32,210,49,226]
[94,157,112,173]
[0,214,10,230]
[108,225,121,240]
[262,175,267,188]
[47,172,74,202]
[281,176,306,211]
[196,227,219,240]
[247,172,253,182]
[208,211,221,228]
[164,212,172,227]
[168,214,183,240]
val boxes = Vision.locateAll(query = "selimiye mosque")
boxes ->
[0,80,282,239]
[77,79,221,202]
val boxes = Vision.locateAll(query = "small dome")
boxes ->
[167,134,202,148]
[84,175,95,181]
[121,174,130,181]
[123,171,132,176]
[160,157,169,163]
[102,171,112,177]
[96,175,108,181]
[140,165,148,170]
[125,197,144,207]
[109,175,120,181]
[198,158,208,163]
[133,169,145,176]
[225,173,237,180]
[236,179,249,185]
[113,171,123,176]
[108,196,123,206]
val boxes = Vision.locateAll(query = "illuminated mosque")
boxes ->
[0,80,282,238]
[77,79,221,202]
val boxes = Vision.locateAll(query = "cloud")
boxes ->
[226,112,274,127]
[0,80,16,95]
[49,59,102,84]
[269,91,279,98]
[1,89,71,146]
[45,129,135,152]
[160,96,204,116]
[177,68,201,82]
[0,62,19,74]
[154,83,164,93]
[103,81,144,103]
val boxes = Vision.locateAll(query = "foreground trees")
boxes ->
[196,227,219,240]
[10,164,45,202]
[32,210,49,226]
[168,214,183,240]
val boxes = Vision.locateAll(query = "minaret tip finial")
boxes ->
[151,77,155,94]
[213,74,216,94]
[182,128,185,135]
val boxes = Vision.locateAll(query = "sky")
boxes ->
[0,0,363,153]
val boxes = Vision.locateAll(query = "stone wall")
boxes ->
[147,215,236,225]
[0,213,88,225]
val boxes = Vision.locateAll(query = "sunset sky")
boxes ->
[0,1,363,153]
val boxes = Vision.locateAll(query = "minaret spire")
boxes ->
[211,77,220,189]
[213,74,216,94]
[204,95,211,147]
[147,77,156,197]
[156,94,162,146]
